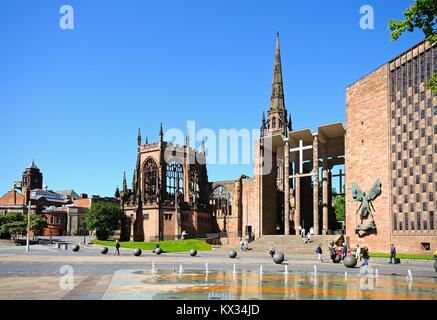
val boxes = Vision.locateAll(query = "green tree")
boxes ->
[334,195,345,222]
[85,202,124,240]
[0,212,26,239]
[30,214,48,237]
[389,0,437,93]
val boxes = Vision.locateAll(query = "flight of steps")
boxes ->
[247,235,344,254]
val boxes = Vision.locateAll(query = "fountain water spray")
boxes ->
[179,264,183,274]
[375,269,379,279]
[313,265,317,275]
[344,271,348,280]
[233,264,236,275]
[284,265,288,275]
[205,262,209,274]
[259,265,263,275]
[151,261,156,273]
[407,269,413,282]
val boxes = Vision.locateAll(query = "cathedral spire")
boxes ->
[269,32,285,111]
[159,123,164,142]
[122,172,127,192]
[288,114,292,131]
[137,128,142,146]
[261,111,266,129]
[186,128,191,147]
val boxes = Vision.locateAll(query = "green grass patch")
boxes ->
[91,239,212,252]
[369,252,434,260]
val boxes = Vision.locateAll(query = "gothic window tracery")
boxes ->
[210,186,232,217]
[166,160,183,200]
[189,165,200,203]
[272,117,276,129]
[143,158,158,204]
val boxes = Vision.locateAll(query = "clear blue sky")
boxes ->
[0,0,425,197]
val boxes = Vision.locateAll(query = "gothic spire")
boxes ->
[261,111,266,129]
[137,128,142,146]
[288,114,292,131]
[159,123,164,142]
[122,172,127,192]
[186,128,191,147]
[145,136,148,144]
[269,32,285,111]
[200,139,206,155]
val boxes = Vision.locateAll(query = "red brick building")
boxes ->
[346,41,437,254]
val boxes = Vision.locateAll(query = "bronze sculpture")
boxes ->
[351,179,381,234]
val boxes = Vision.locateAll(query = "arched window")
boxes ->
[143,158,158,204]
[210,186,232,217]
[166,160,183,200]
[272,117,276,129]
[189,165,200,203]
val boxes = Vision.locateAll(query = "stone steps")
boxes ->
[246,235,344,254]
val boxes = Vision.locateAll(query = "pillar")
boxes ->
[322,145,329,235]
[284,142,290,235]
[313,135,319,235]
[295,175,301,235]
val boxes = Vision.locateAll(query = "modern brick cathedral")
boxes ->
[346,40,437,254]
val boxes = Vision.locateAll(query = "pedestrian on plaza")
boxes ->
[329,241,337,261]
[269,244,276,257]
[306,232,312,244]
[114,240,120,256]
[240,239,245,252]
[433,249,437,260]
[342,242,348,259]
[389,244,397,264]
[301,228,306,238]
[315,244,323,263]
[362,246,370,267]
[355,244,361,261]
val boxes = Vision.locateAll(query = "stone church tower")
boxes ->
[263,33,292,137]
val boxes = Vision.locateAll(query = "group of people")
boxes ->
[322,241,370,266]
[239,234,252,252]
[300,227,314,244]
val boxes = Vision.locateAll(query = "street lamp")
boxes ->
[26,199,31,252]
[82,220,86,244]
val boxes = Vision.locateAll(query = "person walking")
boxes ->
[389,244,396,264]
[269,244,276,257]
[342,242,348,260]
[301,228,306,238]
[329,241,337,262]
[361,246,369,267]
[239,239,245,252]
[355,244,361,261]
[114,240,120,256]
[306,232,312,244]
[316,244,324,263]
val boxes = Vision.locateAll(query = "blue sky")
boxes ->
[0,0,425,196]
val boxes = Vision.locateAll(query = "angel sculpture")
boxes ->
[351,179,382,234]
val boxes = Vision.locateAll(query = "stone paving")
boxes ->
[0,243,436,300]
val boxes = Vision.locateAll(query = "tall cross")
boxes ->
[289,140,313,174]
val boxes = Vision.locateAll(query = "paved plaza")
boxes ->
[0,238,436,300]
